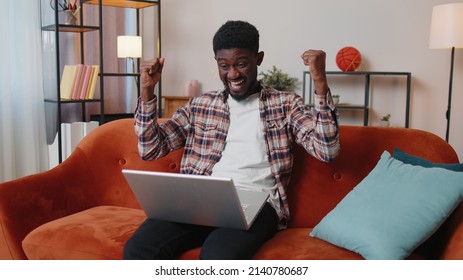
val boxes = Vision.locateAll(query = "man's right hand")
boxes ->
[140,57,165,101]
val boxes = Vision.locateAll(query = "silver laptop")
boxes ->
[122,170,269,230]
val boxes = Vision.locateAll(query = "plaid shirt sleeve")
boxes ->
[134,95,191,161]
[293,89,340,162]
[134,97,164,160]
[134,96,189,160]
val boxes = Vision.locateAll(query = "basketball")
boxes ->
[336,46,362,72]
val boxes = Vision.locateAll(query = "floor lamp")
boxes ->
[429,3,463,143]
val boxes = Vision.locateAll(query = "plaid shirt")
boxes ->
[134,85,340,226]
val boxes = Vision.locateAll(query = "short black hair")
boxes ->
[213,20,260,54]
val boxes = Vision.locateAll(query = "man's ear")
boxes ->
[256,51,264,66]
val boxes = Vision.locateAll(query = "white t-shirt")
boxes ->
[211,92,281,213]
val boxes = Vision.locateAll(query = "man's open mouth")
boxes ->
[228,79,245,91]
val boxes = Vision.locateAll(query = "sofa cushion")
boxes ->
[393,148,463,171]
[253,228,364,260]
[22,206,146,260]
[310,151,463,260]
[177,228,364,260]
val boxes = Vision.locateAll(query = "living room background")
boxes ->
[1,0,462,182]
[157,0,463,160]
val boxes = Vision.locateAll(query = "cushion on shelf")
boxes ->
[309,151,463,260]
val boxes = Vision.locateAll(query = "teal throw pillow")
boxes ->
[309,151,463,260]
[392,148,463,172]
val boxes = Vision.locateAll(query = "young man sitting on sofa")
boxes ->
[123,20,340,260]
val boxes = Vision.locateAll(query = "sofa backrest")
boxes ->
[77,119,461,259]
[287,125,459,228]
[287,125,463,259]
[75,118,183,209]
[78,119,459,226]
[78,119,463,258]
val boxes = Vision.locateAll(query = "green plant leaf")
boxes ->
[259,65,298,92]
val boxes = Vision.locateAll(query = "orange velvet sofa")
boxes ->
[0,118,462,260]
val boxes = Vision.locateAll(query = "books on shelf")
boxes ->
[59,64,100,100]
[71,64,84,100]
[79,65,93,100]
[87,65,100,99]
[60,65,78,100]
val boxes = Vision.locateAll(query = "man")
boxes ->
[124,20,339,260]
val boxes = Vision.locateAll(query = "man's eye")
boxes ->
[237,63,247,69]
[219,64,229,70]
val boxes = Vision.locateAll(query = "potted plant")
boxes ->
[332,94,340,105]
[380,113,391,127]
[259,66,298,92]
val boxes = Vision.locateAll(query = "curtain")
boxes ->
[0,0,48,182]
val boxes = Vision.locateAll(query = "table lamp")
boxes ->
[117,35,142,73]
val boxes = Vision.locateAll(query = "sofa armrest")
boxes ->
[0,148,134,259]
[0,119,182,260]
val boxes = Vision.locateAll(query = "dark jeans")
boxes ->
[123,203,279,260]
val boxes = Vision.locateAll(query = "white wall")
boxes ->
[156,0,463,160]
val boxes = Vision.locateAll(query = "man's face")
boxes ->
[215,48,264,100]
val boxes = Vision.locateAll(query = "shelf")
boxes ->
[102,72,140,77]
[303,71,412,127]
[336,105,366,110]
[324,71,411,76]
[41,24,99,32]
[307,104,365,110]
[81,0,159,9]
[42,0,161,164]
[45,98,102,103]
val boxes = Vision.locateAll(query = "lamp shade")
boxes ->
[429,3,463,49]
[117,36,142,58]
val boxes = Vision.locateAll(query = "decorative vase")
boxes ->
[63,10,77,25]
[380,120,390,127]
